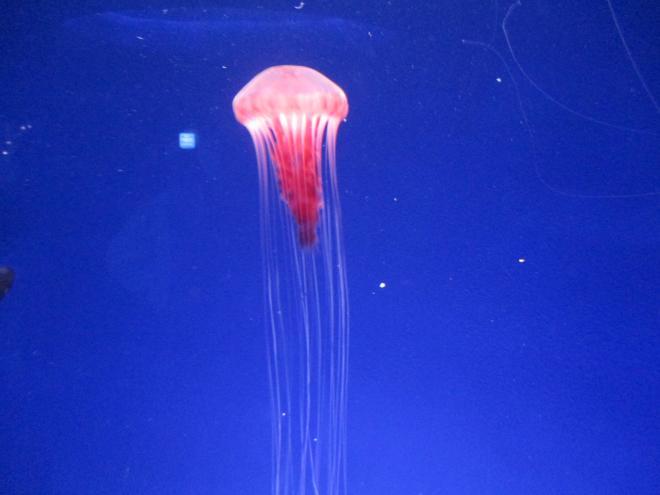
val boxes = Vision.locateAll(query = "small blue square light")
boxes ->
[179,132,197,149]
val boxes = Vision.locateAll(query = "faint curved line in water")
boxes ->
[604,0,660,114]
[462,37,660,199]
[502,0,658,136]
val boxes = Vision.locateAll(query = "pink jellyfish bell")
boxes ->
[233,65,349,247]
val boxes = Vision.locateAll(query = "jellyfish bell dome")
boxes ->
[233,65,349,127]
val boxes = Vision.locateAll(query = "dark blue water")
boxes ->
[1,1,659,494]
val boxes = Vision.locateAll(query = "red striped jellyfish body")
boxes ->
[233,66,351,495]
[233,65,348,247]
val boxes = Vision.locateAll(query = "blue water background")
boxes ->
[1,1,659,494]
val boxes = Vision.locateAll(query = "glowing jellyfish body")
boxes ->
[234,65,348,246]
[233,66,350,495]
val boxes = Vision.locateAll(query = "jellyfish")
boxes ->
[233,66,350,495]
